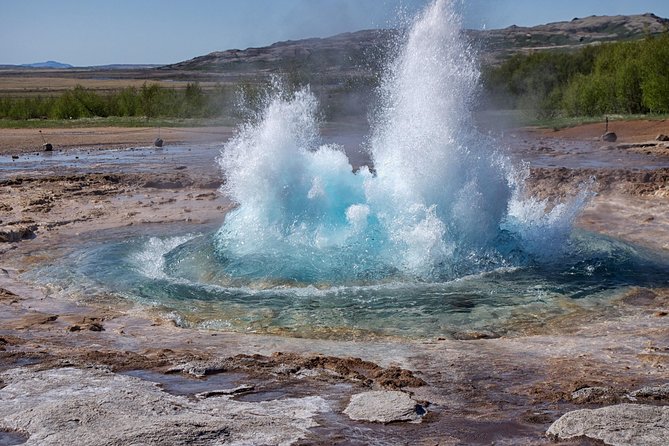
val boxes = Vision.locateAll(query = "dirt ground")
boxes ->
[0,126,234,154]
[0,120,668,445]
[538,118,669,142]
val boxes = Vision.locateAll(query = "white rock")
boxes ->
[0,366,328,446]
[547,403,669,446]
[343,390,425,423]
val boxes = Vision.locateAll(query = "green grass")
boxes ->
[528,113,669,130]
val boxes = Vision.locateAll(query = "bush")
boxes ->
[0,82,237,121]
[484,33,669,117]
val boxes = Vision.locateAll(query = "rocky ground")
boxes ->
[0,121,668,445]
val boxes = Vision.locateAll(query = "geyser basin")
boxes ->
[25,0,669,339]
[30,230,669,338]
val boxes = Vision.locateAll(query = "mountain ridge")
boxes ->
[20,60,73,69]
[164,13,669,73]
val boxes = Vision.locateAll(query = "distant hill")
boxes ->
[163,29,396,76]
[21,61,73,69]
[164,13,669,74]
[80,64,162,70]
[473,12,669,63]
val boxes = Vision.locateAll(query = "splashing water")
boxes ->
[26,0,669,339]
[209,0,587,286]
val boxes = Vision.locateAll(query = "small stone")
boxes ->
[88,322,104,332]
[343,390,426,423]
[452,330,500,340]
[656,134,669,142]
[571,386,618,403]
[196,384,255,399]
[629,383,669,401]
[601,132,617,142]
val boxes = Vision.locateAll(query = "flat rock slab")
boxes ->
[343,390,425,423]
[0,366,328,446]
[547,403,669,446]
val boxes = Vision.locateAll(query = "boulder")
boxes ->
[656,134,669,142]
[343,390,426,423]
[547,403,669,445]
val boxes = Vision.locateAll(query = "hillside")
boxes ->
[163,29,396,78]
[21,61,73,69]
[164,13,669,74]
[475,13,669,62]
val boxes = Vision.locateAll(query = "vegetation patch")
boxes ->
[484,34,669,119]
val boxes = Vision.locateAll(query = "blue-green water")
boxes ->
[27,229,669,339]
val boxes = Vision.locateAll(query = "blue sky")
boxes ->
[2,0,669,66]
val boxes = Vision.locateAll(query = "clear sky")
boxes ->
[2,0,669,66]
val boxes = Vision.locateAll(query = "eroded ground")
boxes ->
[0,123,668,445]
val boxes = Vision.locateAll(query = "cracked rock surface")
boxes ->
[0,366,328,446]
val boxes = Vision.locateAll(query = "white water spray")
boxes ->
[215,0,587,284]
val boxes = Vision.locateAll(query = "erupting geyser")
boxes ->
[31,0,669,338]
[211,0,587,285]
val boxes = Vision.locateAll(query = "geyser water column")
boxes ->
[213,0,583,285]
[367,0,513,277]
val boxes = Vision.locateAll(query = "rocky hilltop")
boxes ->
[164,13,669,74]
[164,29,396,76]
[475,12,669,62]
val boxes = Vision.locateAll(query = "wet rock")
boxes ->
[547,403,669,445]
[196,384,255,399]
[629,383,669,401]
[656,134,669,142]
[343,390,426,423]
[0,366,328,446]
[0,288,19,302]
[620,288,659,306]
[452,330,500,340]
[66,317,105,332]
[168,359,229,377]
[0,224,37,243]
[13,313,58,329]
[170,353,425,389]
